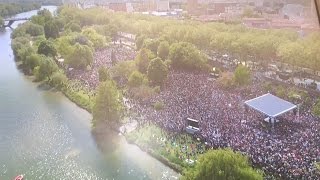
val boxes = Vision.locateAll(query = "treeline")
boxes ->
[10,8,104,111]
[11,7,122,123]
[0,3,40,17]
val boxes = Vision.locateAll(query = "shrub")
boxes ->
[153,101,165,111]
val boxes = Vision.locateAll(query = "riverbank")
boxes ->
[125,124,209,174]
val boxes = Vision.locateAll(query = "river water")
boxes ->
[0,6,178,180]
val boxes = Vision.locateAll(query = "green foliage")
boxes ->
[49,71,68,90]
[182,149,263,180]
[65,22,81,32]
[217,72,235,89]
[82,27,106,49]
[25,22,44,36]
[128,71,147,88]
[153,101,165,111]
[147,57,168,86]
[93,80,122,124]
[37,40,57,57]
[31,9,52,26]
[0,3,40,17]
[25,53,41,72]
[11,37,33,61]
[242,7,260,18]
[169,42,207,71]
[135,48,151,74]
[0,16,3,27]
[38,56,58,81]
[135,35,145,50]
[110,60,137,80]
[275,85,286,98]
[157,41,170,60]
[143,38,160,55]
[54,6,320,71]
[98,66,110,82]
[312,99,320,117]
[11,22,43,38]
[55,35,76,58]
[66,43,93,69]
[44,20,60,39]
[315,162,320,171]
[129,85,155,100]
[234,65,251,86]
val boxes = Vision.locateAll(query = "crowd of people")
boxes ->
[65,43,319,179]
[66,45,136,90]
[129,71,320,179]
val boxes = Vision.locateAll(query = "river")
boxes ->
[0,6,178,180]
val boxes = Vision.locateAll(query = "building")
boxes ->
[243,17,269,28]
[156,0,170,11]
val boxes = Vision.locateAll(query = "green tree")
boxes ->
[110,60,137,81]
[157,41,170,60]
[38,56,58,81]
[0,16,4,27]
[147,57,168,86]
[25,53,41,73]
[38,40,57,57]
[65,22,81,32]
[31,9,52,26]
[98,66,110,82]
[66,43,93,69]
[315,162,320,171]
[169,42,207,71]
[93,80,122,125]
[136,48,151,74]
[182,149,263,180]
[234,65,251,86]
[82,28,106,49]
[143,38,160,55]
[312,99,320,117]
[135,35,145,50]
[217,72,235,89]
[25,22,44,37]
[49,71,68,90]
[128,70,147,88]
[242,7,254,17]
[44,20,60,39]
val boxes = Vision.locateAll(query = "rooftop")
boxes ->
[245,93,297,118]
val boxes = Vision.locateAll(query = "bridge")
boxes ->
[3,18,30,28]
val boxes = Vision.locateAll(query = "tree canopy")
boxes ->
[147,57,168,86]
[169,42,208,71]
[157,41,170,60]
[38,40,57,57]
[44,20,60,39]
[136,48,152,74]
[93,80,123,125]
[0,16,4,27]
[234,65,251,86]
[38,56,58,81]
[98,66,110,82]
[182,149,263,180]
[128,70,147,88]
[66,43,93,69]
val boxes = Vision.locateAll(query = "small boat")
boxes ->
[14,175,24,180]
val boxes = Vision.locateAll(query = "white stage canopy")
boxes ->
[245,93,297,118]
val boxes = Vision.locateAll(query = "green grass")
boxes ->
[126,124,207,172]
[63,88,94,112]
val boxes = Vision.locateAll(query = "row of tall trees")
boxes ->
[0,3,40,17]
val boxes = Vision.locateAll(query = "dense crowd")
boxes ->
[67,45,136,90]
[66,43,319,179]
[129,71,320,179]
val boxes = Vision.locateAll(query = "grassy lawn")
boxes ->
[126,124,207,172]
